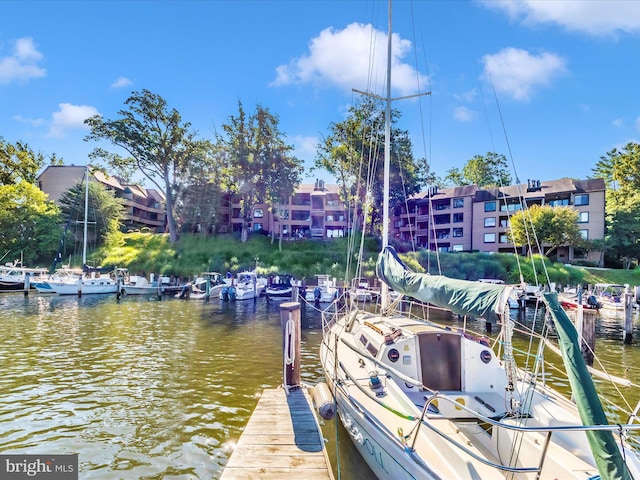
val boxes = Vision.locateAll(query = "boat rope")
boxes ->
[284,315,295,368]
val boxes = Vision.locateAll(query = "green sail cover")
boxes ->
[543,292,631,480]
[375,247,510,323]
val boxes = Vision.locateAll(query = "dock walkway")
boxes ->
[219,386,333,480]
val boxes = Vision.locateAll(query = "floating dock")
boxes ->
[219,387,333,480]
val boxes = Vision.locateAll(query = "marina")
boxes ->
[0,292,637,478]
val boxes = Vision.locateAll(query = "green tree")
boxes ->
[85,89,198,243]
[508,204,584,257]
[315,96,430,235]
[592,142,640,268]
[219,101,303,243]
[0,137,62,186]
[176,140,229,236]
[0,181,61,266]
[444,152,511,188]
[58,178,126,255]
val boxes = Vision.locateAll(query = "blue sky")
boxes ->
[2,0,640,188]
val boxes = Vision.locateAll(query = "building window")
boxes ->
[499,233,509,243]
[484,217,496,228]
[434,214,450,225]
[453,198,464,208]
[579,229,588,239]
[453,228,463,237]
[452,213,463,223]
[484,201,496,212]
[548,198,569,207]
[254,208,264,218]
[574,194,589,206]
[435,228,450,239]
[578,211,589,223]
[253,223,263,231]
[500,217,509,228]
[452,244,464,252]
[484,233,496,243]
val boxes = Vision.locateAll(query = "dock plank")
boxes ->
[219,387,333,480]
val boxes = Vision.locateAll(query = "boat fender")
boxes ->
[312,382,335,420]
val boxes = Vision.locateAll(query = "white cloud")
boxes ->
[482,47,567,101]
[291,134,319,161]
[47,103,99,138]
[480,0,640,36]
[272,22,427,96]
[111,76,132,88]
[13,114,45,127]
[0,37,46,84]
[453,106,477,122]
[612,117,624,128]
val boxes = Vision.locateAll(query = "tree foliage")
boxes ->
[591,142,640,267]
[315,96,430,235]
[219,101,303,243]
[85,89,199,243]
[508,204,585,257]
[0,137,62,186]
[176,140,228,236]
[443,152,512,188]
[57,178,126,258]
[0,181,61,266]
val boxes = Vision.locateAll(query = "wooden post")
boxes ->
[77,274,83,297]
[205,276,211,301]
[116,276,122,300]
[280,302,301,393]
[624,286,633,344]
[582,310,596,366]
[23,272,30,297]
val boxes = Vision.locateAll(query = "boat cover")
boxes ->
[375,246,511,323]
[543,292,631,480]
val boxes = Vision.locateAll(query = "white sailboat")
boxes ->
[319,2,640,479]
[48,166,121,296]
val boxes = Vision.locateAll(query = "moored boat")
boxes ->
[319,2,640,478]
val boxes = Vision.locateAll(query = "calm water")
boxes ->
[0,293,638,479]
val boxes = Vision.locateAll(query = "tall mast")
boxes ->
[381,0,392,310]
[82,165,89,266]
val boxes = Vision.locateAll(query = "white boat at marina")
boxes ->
[32,267,83,293]
[319,2,640,478]
[305,274,338,304]
[593,283,629,311]
[220,271,266,301]
[0,263,47,292]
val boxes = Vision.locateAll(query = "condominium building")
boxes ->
[37,165,166,232]
[392,178,605,265]
[227,180,350,239]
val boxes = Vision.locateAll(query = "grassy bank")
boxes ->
[97,232,640,287]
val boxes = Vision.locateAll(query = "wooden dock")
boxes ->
[219,386,334,480]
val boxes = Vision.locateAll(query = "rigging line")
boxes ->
[487,70,552,287]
